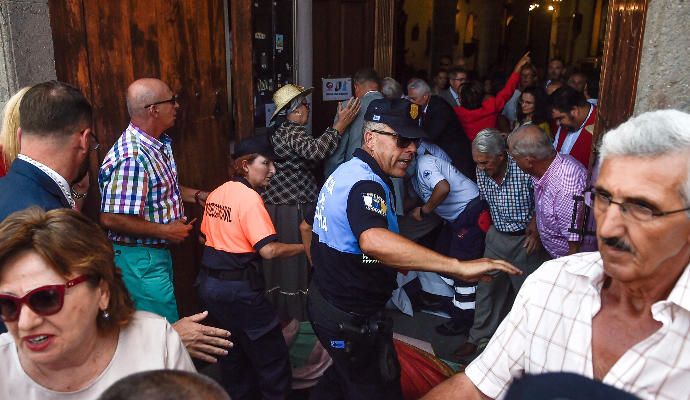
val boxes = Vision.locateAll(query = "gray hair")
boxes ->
[472,128,506,155]
[600,109,690,207]
[381,77,403,100]
[507,124,554,160]
[286,95,306,115]
[362,121,389,143]
[407,78,431,96]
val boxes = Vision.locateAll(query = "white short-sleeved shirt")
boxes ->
[0,311,195,400]
[417,141,452,164]
[466,252,690,400]
[411,154,479,221]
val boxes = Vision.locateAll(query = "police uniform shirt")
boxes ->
[411,154,479,222]
[200,177,277,270]
[307,149,398,315]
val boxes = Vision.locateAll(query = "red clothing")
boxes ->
[0,157,7,178]
[553,105,596,168]
[454,72,520,141]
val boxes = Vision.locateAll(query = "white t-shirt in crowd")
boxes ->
[411,154,479,222]
[0,311,196,400]
[417,141,452,164]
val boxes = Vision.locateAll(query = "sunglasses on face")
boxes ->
[371,129,420,149]
[143,94,179,109]
[0,275,90,322]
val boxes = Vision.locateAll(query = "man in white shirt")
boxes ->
[410,153,489,335]
[424,109,690,399]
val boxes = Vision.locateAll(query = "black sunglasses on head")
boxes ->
[371,129,420,149]
[144,94,179,109]
[0,275,90,322]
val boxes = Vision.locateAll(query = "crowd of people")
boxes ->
[0,49,689,400]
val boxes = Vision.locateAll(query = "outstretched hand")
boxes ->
[173,311,233,363]
[452,258,522,282]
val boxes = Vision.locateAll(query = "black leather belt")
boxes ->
[203,268,246,281]
[113,241,168,249]
[496,229,526,236]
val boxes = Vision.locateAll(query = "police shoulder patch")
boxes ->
[362,192,387,216]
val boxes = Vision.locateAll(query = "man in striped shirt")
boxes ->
[507,124,587,258]
[454,129,550,357]
[99,78,210,324]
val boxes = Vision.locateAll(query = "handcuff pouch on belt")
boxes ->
[337,312,399,383]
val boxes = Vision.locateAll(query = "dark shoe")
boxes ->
[453,342,477,357]
[417,292,446,311]
[435,320,470,336]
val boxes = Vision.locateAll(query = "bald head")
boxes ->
[508,124,554,161]
[126,78,170,118]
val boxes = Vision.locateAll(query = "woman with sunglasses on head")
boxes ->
[262,84,360,322]
[0,208,194,399]
[198,135,305,399]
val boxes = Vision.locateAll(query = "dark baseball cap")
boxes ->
[364,98,428,139]
[233,134,279,160]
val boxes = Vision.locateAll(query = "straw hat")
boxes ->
[271,84,313,121]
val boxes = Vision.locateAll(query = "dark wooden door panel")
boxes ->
[312,0,375,136]
[49,0,230,317]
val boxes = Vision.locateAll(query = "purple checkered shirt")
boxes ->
[533,154,587,258]
[99,123,184,244]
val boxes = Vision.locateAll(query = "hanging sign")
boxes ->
[321,77,352,101]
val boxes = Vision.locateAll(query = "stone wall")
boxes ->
[0,0,56,109]
[634,0,690,114]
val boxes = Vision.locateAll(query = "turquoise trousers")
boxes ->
[113,244,179,322]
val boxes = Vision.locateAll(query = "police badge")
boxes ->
[409,103,419,120]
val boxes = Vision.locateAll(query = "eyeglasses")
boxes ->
[370,129,420,149]
[0,275,90,322]
[144,94,179,109]
[89,131,100,151]
[584,189,690,222]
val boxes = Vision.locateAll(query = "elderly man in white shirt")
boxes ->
[424,109,690,400]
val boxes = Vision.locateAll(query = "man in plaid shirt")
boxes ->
[425,110,690,399]
[453,129,550,358]
[99,79,231,362]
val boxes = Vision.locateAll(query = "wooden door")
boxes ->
[49,0,231,317]
[312,0,375,135]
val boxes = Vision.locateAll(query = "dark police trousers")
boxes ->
[198,269,291,399]
[307,284,402,400]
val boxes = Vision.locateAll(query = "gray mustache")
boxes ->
[602,236,633,253]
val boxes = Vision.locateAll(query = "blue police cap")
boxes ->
[364,98,428,139]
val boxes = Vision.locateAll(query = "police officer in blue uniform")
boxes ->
[303,98,521,399]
